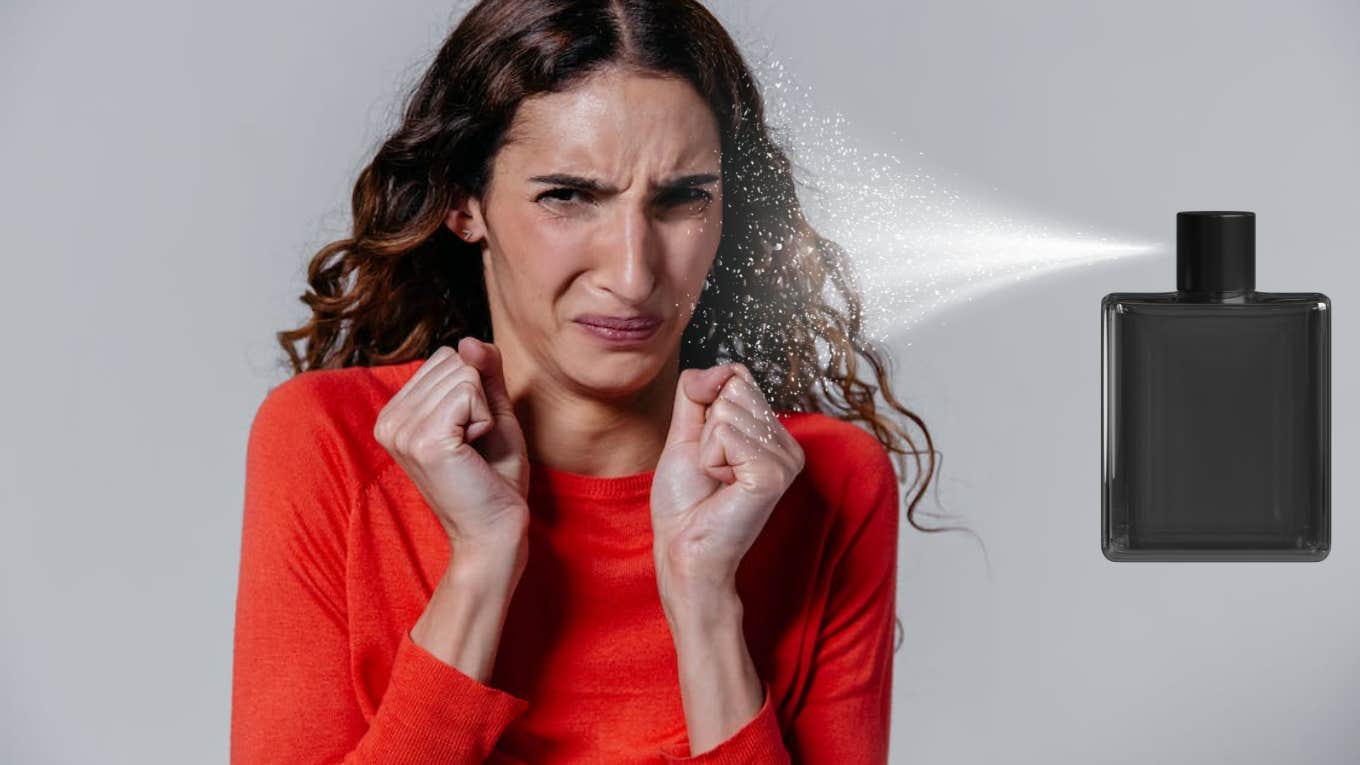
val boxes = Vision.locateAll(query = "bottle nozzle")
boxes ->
[1176,211,1255,294]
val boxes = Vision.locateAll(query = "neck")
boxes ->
[506,348,679,478]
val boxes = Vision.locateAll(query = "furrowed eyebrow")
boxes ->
[528,172,720,194]
[658,173,721,192]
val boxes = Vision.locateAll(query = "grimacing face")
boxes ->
[446,67,724,401]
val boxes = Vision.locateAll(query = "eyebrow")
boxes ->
[527,172,720,194]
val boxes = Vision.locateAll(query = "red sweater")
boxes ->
[231,359,900,764]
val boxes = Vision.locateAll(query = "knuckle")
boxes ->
[452,365,482,386]
[452,377,483,401]
[391,423,415,456]
[408,434,445,463]
[373,410,401,445]
[447,380,490,416]
[429,346,454,365]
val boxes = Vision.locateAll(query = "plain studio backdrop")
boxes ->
[2,1,1356,762]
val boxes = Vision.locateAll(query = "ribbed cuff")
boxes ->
[658,681,790,763]
[376,629,531,760]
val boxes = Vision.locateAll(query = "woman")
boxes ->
[231,0,936,762]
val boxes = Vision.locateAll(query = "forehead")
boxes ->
[500,69,722,170]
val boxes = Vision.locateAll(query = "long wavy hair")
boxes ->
[277,0,964,651]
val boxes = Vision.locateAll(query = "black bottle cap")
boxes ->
[1176,211,1255,293]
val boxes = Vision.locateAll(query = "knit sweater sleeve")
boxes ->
[658,435,901,764]
[788,440,900,763]
[657,680,791,763]
[230,375,530,764]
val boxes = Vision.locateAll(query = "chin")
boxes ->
[563,343,671,397]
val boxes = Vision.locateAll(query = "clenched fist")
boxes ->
[650,362,806,596]
[373,337,530,549]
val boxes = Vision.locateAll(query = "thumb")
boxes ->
[458,337,515,417]
[665,365,736,447]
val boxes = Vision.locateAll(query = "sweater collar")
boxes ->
[528,459,654,501]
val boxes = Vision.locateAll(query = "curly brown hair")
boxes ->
[276,0,962,650]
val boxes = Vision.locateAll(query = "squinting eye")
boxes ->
[668,189,711,204]
[537,188,588,206]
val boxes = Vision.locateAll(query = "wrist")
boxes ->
[655,540,738,594]
[414,542,523,682]
[448,532,528,589]
[660,580,743,635]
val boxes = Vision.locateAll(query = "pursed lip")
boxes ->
[573,314,663,331]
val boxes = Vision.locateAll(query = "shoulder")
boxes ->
[775,409,900,526]
[775,412,901,596]
[776,410,897,485]
[248,360,424,485]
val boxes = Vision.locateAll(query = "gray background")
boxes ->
[2,0,1355,762]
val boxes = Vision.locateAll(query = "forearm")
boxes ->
[410,534,527,683]
[662,583,765,756]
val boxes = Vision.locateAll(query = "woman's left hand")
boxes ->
[651,362,806,603]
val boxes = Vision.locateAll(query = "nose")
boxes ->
[593,202,659,304]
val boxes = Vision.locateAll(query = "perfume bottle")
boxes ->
[1101,211,1330,561]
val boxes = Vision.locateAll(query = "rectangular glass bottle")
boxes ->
[1101,211,1330,561]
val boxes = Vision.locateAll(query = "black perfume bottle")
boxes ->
[1101,211,1330,561]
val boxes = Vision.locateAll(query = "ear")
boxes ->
[444,188,486,243]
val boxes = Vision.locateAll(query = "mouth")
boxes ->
[573,315,663,345]
[573,314,663,331]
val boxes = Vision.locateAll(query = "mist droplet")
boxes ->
[746,52,1161,343]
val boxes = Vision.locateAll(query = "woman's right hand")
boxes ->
[373,337,530,550]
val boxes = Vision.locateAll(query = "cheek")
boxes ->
[503,215,591,278]
[672,215,723,287]
[518,207,601,258]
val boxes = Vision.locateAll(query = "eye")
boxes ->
[537,187,590,207]
[661,188,713,208]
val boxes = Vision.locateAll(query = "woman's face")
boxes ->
[451,67,723,399]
